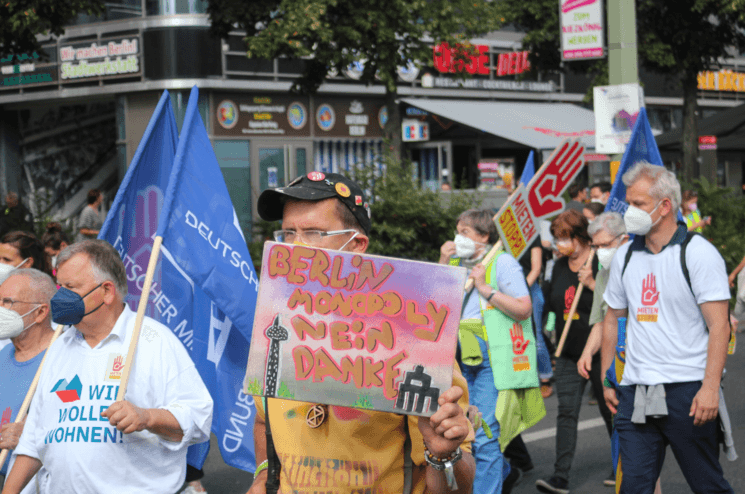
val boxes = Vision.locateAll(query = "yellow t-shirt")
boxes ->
[255,363,474,494]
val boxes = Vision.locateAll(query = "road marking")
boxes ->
[522,417,607,443]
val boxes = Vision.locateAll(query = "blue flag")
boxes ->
[604,108,664,215]
[99,89,256,472]
[157,86,259,472]
[519,151,535,186]
[98,91,214,469]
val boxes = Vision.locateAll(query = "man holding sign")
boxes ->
[246,172,475,494]
[3,240,213,494]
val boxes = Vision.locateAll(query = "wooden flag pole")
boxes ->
[116,235,163,401]
[463,240,503,292]
[555,249,595,358]
[0,323,65,467]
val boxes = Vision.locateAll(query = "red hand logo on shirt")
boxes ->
[112,355,124,372]
[564,285,576,313]
[1,407,11,425]
[641,273,660,306]
[510,322,530,355]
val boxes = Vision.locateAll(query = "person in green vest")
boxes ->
[439,209,537,494]
[681,190,710,233]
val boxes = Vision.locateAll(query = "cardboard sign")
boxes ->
[244,242,467,417]
[496,138,585,259]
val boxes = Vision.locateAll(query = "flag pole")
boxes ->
[116,236,163,401]
[0,323,65,467]
[555,249,595,357]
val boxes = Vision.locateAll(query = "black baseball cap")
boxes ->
[257,171,372,235]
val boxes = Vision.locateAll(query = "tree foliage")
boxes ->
[0,0,104,59]
[208,0,503,157]
[496,0,745,180]
[209,0,502,94]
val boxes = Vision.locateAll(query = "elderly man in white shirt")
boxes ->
[2,240,213,494]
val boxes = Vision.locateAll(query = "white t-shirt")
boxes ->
[14,305,213,493]
[604,232,730,385]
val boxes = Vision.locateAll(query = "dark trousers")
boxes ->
[616,382,733,494]
[553,354,613,481]
[504,434,532,470]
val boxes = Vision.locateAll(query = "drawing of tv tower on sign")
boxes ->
[264,314,290,397]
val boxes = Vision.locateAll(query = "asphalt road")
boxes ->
[194,345,745,494]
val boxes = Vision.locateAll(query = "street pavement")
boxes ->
[195,341,745,494]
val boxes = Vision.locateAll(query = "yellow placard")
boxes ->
[498,207,526,259]
[610,161,620,184]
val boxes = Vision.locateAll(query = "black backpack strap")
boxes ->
[621,235,645,277]
[265,398,281,494]
[680,231,700,294]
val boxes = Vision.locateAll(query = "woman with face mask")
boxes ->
[536,210,614,494]
[439,209,535,494]
[681,190,710,233]
[0,231,54,279]
[41,222,69,280]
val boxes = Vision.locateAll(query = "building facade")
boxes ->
[1,6,743,236]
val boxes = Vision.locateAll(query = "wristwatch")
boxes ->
[487,288,497,305]
[424,445,462,491]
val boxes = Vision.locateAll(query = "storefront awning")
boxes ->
[401,98,596,150]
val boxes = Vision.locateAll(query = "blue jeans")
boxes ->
[616,382,733,494]
[530,283,552,380]
[461,336,511,494]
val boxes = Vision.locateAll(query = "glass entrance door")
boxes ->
[255,141,312,192]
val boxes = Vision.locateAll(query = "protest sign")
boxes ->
[593,83,645,154]
[495,138,585,259]
[244,242,467,417]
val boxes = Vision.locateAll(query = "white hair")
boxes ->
[588,212,626,238]
[622,161,681,211]
[5,268,57,304]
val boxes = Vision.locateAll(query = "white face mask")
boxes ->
[591,198,604,204]
[51,256,58,268]
[624,202,662,235]
[454,234,482,259]
[597,247,618,270]
[0,258,26,287]
[0,305,39,339]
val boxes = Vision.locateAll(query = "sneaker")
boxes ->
[536,476,570,494]
[502,466,523,494]
[604,470,616,487]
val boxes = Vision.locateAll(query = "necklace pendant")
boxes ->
[305,404,327,428]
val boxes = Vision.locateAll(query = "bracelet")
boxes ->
[254,459,269,476]
[424,445,462,490]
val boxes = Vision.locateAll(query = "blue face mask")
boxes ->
[51,283,103,325]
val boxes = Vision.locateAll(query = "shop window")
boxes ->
[146,0,208,15]
[214,140,252,242]
[70,0,143,24]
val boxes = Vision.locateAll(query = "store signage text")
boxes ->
[432,43,531,77]
[698,70,745,92]
[0,52,55,87]
[60,39,139,80]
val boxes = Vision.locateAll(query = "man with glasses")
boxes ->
[3,240,213,494]
[0,269,55,492]
[575,212,628,488]
[246,172,476,494]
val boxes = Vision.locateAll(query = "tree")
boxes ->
[208,0,502,158]
[496,0,745,182]
[0,0,105,59]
